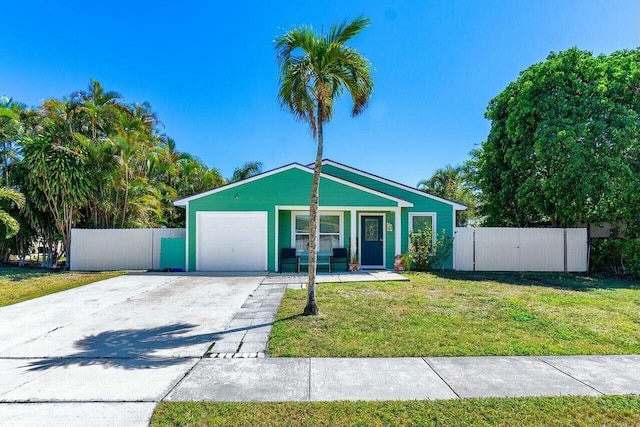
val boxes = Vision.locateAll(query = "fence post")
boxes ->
[472,228,476,272]
[563,228,568,273]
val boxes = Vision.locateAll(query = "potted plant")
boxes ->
[349,248,359,272]
[395,252,412,272]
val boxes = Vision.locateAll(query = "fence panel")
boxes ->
[70,228,185,271]
[453,227,474,271]
[566,228,588,272]
[475,228,520,271]
[518,228,564,271]
[453,227,587,272]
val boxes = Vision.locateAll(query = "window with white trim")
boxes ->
[409,213,437,246]
[294,213,341,253]
[410,214,435,233]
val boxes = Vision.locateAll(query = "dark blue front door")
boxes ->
[361,215,383,266]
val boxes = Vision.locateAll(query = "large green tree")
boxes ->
[276,17,374,315]
[469,48,640,229]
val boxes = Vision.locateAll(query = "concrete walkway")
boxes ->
[166,355,640,402]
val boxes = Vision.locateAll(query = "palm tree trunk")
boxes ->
[304,105,323,316]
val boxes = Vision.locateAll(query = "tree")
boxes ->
[275,17,374,315]
[417,165,478,225]
[21,103,92,267]
[0,187,25,239]
[230,161,263,183]
[0,98,24,187]
[469,48,640,228]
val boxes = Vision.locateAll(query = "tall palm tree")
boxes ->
[275,17,374,315]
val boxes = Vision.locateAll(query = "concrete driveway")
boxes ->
[0,272,265,426]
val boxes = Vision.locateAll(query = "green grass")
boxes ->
[0,267,125,307]
[270,272,640,357]
[151,395,640,427]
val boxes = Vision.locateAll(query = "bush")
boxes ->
[408,226,454,272]
[590,239,640,278]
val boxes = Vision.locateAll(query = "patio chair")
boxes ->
[279,248,300,273]
[330,248,349,272]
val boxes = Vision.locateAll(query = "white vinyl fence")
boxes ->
[454,227,588,272]
[70,228,185,271]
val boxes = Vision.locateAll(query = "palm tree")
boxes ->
[417,165,462,198]
[0,99,24,187]
[0,187,25,239]
[230,161,263,182]
[418,165,478,226]
[275,17,374,315]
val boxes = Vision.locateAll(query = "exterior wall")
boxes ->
[187,167,399,271]
[70,228,185,271]
[322,164,455,269]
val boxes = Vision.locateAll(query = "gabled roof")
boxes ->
[174,163,413,208]
[318,159,468,210]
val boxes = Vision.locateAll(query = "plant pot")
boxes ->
[349,263,359,272]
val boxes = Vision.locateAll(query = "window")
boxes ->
[409,213,437,242]
[410,214,435,233]
[294,213,341,253]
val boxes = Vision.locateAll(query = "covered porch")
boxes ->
[275,206,405,272]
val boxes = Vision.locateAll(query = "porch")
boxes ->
[275,206,404,272]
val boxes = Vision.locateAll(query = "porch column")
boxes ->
[350,208,357,256]
[394,207,402,256]
[274,206,279,272]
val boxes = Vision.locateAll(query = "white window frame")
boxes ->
[409,212,437,245]
[291,211,343,254]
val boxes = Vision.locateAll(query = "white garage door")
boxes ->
[196,211,268,271]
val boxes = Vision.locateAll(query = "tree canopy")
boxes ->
[417,164,477,226]
[0,80,237,264]
[468,48,640,230]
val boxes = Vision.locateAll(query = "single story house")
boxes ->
[174,159,466,272]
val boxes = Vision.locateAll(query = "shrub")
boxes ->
[590,238,640,278]
[409,226,454,272]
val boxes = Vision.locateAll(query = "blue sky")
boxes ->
[1,1,638,187]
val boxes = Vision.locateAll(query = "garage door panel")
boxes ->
[196,212,267,271]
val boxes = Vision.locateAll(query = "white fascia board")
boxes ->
[321,159,467,210]
[174,163,413,208]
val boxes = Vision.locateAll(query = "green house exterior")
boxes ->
[174,160,465,272]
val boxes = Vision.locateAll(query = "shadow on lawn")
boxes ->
[25,322,273,371]
[429,270,640,291]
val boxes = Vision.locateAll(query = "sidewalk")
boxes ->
[166,355,640,402]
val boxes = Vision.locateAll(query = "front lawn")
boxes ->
[151,395,640,427]
[270,272,640,357]
[0,267,125,307]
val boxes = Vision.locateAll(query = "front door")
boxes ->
[360,215,384,267]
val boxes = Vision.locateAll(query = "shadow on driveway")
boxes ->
[24,322,272,371]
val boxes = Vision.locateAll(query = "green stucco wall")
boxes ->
[322,164,456,269]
